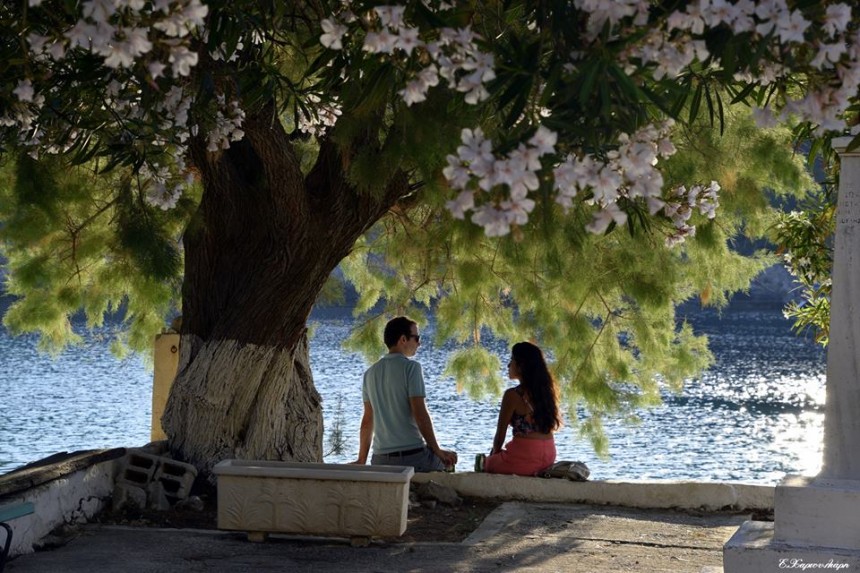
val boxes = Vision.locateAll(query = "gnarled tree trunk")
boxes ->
[162,105,408,475]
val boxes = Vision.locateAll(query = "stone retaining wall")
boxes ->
[412,472,775,511]
[0,449,125,558]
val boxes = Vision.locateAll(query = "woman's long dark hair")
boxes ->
[512,341,562,433]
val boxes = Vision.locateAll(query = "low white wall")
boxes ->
[412,472,775,511]
[3,458,117,558]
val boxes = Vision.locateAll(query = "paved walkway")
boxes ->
[6,502,744,572]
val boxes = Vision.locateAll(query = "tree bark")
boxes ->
[162,105,408,475]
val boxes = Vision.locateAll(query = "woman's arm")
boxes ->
[491,390,516,454]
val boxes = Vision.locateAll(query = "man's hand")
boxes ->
[435,448,458,467]
[348,459,366,465]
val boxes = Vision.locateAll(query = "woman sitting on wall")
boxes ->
[477,341,562,476]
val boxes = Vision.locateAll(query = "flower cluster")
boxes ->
[623,28,708,81]
[1,80,46,141]
[575,0,650,42]
[206,96,246,152]
[27,0,207,75]
[296,95,343,137]
[557,121,675,214]
[314,1,856,241]
[443,126,557,237]
[401,26,495,106]
[442,119,720,245]
[615,0,860,137]
[320,5,495,108]
[662,182,721,247]
[4,0,209,151]
[154,86,194,144]
[3,0,254,212]
[552,121,718,243]
[777,210,834,284]
[140,159,191,210]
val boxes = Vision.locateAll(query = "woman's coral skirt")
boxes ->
[484,436,556,476]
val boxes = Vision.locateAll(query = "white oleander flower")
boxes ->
[823,3,852,37]
[374,5,406,29]
[445,190,474,219]
[363,29,398,54]
[528,126,557,156]
[97,41,137,69]
[83,0,117,24]
[472,204,510,237]
[590,166,623,205]
[442,157,471,191]
[148,62,168,79]
[502,197,536,225]
[395,27,421,55]
[13,80,35,102]
[586,202,627,235]
[169,46,198,77]
[320,19,347,50]
[776,10,811,44]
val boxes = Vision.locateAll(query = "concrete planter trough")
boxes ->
[213,460,414,541]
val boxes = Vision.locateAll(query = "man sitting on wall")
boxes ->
[351,316,458,472]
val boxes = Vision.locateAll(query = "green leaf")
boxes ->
[578,59,600,104]
[729,82,757,105]
[689,82,703,124]
[704,84,715,127]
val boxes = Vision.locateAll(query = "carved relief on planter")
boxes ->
[213,460,414,537]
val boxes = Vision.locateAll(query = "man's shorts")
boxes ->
[371,445,446,472]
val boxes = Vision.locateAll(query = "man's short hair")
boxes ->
[384,316,417,349]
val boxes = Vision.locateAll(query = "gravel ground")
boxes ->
[7,502,750,573]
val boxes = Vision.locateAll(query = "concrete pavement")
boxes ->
[5,502,746,572]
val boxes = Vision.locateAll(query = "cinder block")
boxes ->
[154,459,197,501]
[115,451,198,508]
[113,482,147,511]
[156,458,198,480]
[118,451,161,485]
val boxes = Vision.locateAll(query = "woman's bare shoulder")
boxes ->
[503,386,524,401]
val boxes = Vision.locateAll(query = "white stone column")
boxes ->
[723,137,860,572]
[822,137,860,480]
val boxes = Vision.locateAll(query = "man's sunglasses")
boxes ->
[408,334,421,342]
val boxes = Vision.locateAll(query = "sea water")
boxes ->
[0,306,825,483]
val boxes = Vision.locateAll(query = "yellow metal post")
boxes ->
[152,333,180,441]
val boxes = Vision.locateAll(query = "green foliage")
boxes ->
[0,154,195,356]
[444,346,504,400]
[340,105,813,455]
[775,187,836,345]
[324,393,348,457]
[316,274,347,307]
[667,105,836,345]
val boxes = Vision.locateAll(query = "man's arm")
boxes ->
[350,401,374,465]
[409,396,458,467]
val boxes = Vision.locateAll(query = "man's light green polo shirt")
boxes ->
[362,352,426,454]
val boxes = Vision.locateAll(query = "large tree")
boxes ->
[1,0,856,473]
